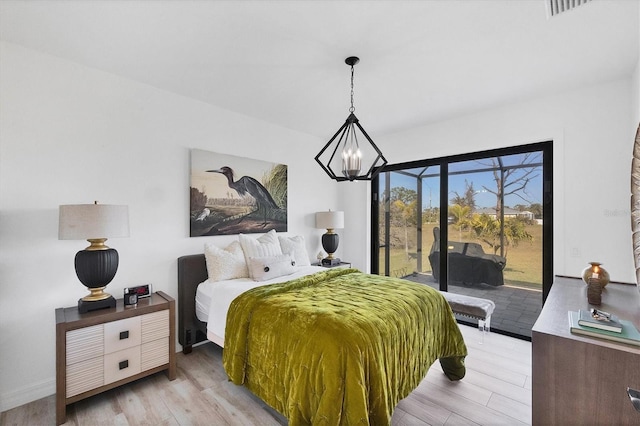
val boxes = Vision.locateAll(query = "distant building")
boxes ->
[474,207,534,221]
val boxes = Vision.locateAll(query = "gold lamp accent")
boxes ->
[85,238,110,251]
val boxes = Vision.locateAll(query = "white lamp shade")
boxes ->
[59,204,130,240]
[315,211,344,230]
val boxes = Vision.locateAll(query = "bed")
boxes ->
[177,253,467,424]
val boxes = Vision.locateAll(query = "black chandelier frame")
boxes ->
[315,56,388,182]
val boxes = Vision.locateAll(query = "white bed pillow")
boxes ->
[248,253,297,281]
[204,241,249,282]
[239,230,283,277]
[278,235,311,266]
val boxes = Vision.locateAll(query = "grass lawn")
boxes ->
[381,223,543,290]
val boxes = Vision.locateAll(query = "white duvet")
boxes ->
[195,265,325,347]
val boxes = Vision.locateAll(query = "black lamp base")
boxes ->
[321,232,339,259]
[78,296,116,314]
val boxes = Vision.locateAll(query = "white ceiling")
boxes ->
[1,0,638,138]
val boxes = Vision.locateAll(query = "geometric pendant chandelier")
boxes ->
[315,56,388,181]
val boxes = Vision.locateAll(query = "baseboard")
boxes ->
[0,378,55,412]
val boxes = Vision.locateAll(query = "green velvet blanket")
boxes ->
[223,268,467,425]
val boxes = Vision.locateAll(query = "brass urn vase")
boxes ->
[581,262,610,287]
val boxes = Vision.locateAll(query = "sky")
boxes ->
[385,152,544,211]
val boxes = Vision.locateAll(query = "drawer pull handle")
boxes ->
[119,331,129,340]
[119,360,129,370]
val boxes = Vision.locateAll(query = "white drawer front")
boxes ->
[66,324,104,365]
[141,310,169,343]
[66,356,103,398]
[104,346,141,385]
[104,316,141,354]
[141,338,169,371]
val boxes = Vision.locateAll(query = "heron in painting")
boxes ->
[207,166,279,226]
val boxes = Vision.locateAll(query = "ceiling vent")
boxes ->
[546,0,592,17]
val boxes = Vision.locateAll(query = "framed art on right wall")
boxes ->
[631,122,640,294]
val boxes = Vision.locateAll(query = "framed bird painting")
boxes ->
[190,149,288,236]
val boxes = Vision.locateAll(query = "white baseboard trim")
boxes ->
[0,378,55,412]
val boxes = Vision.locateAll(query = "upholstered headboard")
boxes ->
[177,254,208,353]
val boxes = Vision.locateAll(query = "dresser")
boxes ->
[55,292,176,425]
[532,277,640,425]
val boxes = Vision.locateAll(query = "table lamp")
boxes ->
[59,202,129,313]
[315,210,344,266]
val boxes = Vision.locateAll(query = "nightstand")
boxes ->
[55,291,176,425]
[312,261,352,268]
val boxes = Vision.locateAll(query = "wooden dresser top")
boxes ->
[532,276,640,354]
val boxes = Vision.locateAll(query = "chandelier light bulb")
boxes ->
[342,146,362,179]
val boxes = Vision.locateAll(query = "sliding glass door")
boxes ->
[371,142,553,340]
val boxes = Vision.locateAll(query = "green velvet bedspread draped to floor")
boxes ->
[223,268,467,425]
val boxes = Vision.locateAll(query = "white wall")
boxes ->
[634,62,639,127]
[634,7,640,128]
[344,78,635,285]
[0,42,341,410]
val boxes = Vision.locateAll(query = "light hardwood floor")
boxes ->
[1,324,531,425]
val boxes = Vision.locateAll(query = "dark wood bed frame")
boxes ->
[177,254,209,354]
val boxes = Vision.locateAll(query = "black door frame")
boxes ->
[371,141,554,302]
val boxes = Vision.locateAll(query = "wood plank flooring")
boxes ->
[1,324,531,425]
